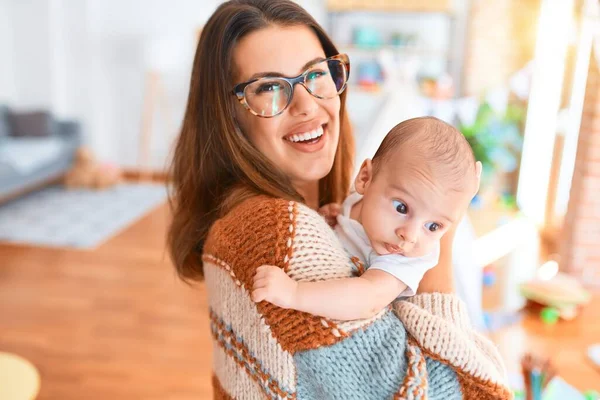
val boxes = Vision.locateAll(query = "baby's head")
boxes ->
[354,117,481,257]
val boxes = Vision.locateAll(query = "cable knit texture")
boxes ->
[203,195,512,399]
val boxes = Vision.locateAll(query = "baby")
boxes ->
[252,117,482,320]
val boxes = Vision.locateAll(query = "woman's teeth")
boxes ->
[286,125,324,143]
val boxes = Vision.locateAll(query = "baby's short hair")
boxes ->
[371,117,476,191]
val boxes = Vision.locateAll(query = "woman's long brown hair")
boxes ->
[168,0,354,280]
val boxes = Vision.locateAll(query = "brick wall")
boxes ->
[560,48,600,279]
[463,0,540,96]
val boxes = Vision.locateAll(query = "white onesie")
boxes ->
[335,192,439,297]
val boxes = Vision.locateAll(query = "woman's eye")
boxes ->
[255,82,282,94]
[306,70,328,81]
[425,222,441,232]
[393,200,408,215]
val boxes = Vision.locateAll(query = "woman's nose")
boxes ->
[288,84,318,117]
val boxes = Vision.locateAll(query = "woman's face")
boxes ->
[232,25,341,190]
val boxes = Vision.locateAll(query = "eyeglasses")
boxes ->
[232,54,350,118]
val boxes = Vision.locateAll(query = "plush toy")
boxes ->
[64,147,122,190]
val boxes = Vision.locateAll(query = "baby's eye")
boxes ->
[425,222,441,232]
[393,200,408,215]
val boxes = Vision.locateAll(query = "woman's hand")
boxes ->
[252,265,298,308]
[318,203,342,227]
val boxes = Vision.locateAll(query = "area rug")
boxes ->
[0,183,167,249]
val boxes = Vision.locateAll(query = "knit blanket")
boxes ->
[203,196,512,399]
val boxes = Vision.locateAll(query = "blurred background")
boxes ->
[0,0,599,399]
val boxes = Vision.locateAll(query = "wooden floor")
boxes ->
[2,200,599,398]
[0,203,213,399]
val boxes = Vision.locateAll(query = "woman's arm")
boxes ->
[394,219,509,391]
[416,225,456,294]
[252,266,406,320]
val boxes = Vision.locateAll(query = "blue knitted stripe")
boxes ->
[294,309,464,399]
[209,309,295,399]
[425,357,462,400]
[295,310,409,399]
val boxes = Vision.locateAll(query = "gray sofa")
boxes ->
[0,106,81,202]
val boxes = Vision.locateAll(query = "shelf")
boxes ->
[340,44,451,58]
[327,0,453,15]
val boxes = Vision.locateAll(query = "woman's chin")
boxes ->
[289,162,333,186]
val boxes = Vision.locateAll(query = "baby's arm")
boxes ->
[252,265,407,320]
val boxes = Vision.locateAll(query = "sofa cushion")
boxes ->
[10,111,55,137]
[0,136,67,175]
[0,106,11,138]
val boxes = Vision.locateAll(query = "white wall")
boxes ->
[8,0,54,109]
[0,0,17,105]
[3,0,326,168]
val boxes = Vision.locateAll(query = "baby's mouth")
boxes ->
[385,243,404,255]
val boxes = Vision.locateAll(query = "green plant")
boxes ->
[459,101,526,188]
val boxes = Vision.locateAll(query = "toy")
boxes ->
[353,27,383,49]
[64,147,122,190]
[499,192,517,209]
[419,74,454,100]
[521,353,556,400]
[356,61,383,91]
[520,273,591,320]
[390,32,417,48]
[483,265,497,286]
[540,307,560,325]
[584,390,599,400]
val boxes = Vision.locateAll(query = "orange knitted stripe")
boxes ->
[204,196,347,354]
[212,375,235,400]
[351,256,366,276]
[394,338,428,399]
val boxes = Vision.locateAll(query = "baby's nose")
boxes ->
[396,228,417,244]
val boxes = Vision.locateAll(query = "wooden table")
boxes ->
[489,292,600,392]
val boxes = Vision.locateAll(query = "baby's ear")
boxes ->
[355,159,373,195]
[473,161,482,196]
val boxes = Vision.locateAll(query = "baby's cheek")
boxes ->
[375,219,395,242]
[413,237,437,257]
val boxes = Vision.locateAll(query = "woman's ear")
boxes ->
[355,159,373,195]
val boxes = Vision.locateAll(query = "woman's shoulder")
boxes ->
[204,195,325,267]
[207,194,328,242]
[213,195,290,228]
[204,193,350,279]
[207,195,310,243]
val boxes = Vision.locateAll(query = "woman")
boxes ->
[169,0,511,398]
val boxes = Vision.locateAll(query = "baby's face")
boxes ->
[355,155,477,258]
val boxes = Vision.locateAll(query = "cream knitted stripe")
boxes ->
[283,201,296,271]
[288,202,388,333]
[394,293,506,385]
[287,202,354,282]
[211,310,296,399]
[405,293,507,379]
[212,342,269,400]
[204,260,296,392]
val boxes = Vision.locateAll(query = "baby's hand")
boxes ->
[252,265,298,309]
[318,203,342,227]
